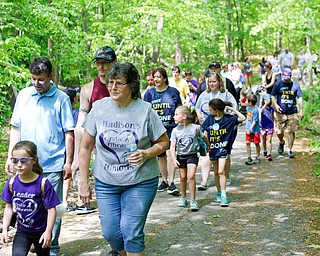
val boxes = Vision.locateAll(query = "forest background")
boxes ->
[0,0,319,190]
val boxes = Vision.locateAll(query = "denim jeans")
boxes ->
[95,177,158,253]
[43,172,62,256]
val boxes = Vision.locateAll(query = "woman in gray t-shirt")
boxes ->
[78,62,169,255]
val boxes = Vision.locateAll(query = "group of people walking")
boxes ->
[1,45,304,256]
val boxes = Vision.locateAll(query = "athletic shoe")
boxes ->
[65,204,75,212]
[278,141,285,154]
[245,157,254,165]
[189,200,199,212]
[253,157,260,164]
[109,250,120,256]
[226,179,232,186]
[197,184,208,191]
[220,196,229,207]
[75,204,96,215]
[263,151,268,158]
[178,197,187,207]
[267,154,273,161]
[287,151,294,158]
[157,181,169,192]
[215,192,222,203]
[167,182,179,196]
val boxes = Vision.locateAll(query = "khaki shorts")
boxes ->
[274,112,299,134]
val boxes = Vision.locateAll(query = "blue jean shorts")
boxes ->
[95,177,158,253]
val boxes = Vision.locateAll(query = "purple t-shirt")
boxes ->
[202,114,240,157]
[260,106,274,130]
[186,79,198,105]
[1,175,60,234]
[271,80,302,115]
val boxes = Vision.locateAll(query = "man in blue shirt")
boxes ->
[5,57,75,256]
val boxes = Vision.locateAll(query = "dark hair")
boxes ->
[107,62,141,99]
[206,72,225,93]
[152,68,169,86]
[172,66,181,73]
[12,141,43,175]
[208,98,227,112]
[247,93,258,105]
[244,57,249,62]
[185,70,192,76]
[29,57,52,76]
[63,88,77,104]
[264,61,272,69]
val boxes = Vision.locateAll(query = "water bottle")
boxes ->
[126,134,137,153]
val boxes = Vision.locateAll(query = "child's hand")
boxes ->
[1,230,8,246]
[173,159,179,169]
[39,230,52,248]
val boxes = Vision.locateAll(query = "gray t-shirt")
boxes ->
[171,124,203,156]
[83,98,166,186]
[195,91,237,120]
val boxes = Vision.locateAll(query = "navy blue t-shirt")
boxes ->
[144,86,182,137]
[271,80,302,115]
[202,114,239,157]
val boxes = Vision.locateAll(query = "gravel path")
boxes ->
[1,125,319,256]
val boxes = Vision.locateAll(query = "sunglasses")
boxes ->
[10,157,34,165]
[31,79,46,85]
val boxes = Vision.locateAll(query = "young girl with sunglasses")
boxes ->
[1,141,60,256]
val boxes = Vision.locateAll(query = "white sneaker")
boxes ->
[189,200,199,211]
[178,197,187,207]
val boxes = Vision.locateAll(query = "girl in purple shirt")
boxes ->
[1,141,60,256]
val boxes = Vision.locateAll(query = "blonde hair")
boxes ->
[206,73,225,93]
[176,106,196,124]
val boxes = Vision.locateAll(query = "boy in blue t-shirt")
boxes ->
[245,94,260,165]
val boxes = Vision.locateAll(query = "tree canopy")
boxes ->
[0,0,319,122]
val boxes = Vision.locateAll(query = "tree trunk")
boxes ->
[226,0,232,60]
[82,9,91,83]
[151,17,163,63]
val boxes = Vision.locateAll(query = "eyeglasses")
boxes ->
[95,61,111,66]
[31,79,46,85]
[107,81,127,89]
[10,157,34,165]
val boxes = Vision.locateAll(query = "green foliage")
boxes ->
[300,81,320,176]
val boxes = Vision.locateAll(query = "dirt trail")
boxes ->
[1,125,319,256]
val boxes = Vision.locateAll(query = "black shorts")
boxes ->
[177,153,199,168]
[157,141,170,157]
[210,154,228,162]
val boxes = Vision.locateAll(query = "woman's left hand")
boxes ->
[79,182,92,204]
[128,150,147,166]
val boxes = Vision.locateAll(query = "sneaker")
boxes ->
[178,197,187,207]
[287,151,294,158]
[253,157,260,164]
[220,196,229,207]
[197,184,208,191]
[263,151,268,158]
[189,200,199,212]
[75,204,96,215]
[278,141,285,154]
[215,192,222,203]
[65,204,75,212]
[157,181,169,192]
[267,154,273,161]
[108,251,120,256]
[226,179,232,186]
[245,157,253,165]
[167,182,179,195]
